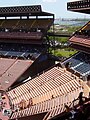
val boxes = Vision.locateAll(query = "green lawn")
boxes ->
[52,49,77,58]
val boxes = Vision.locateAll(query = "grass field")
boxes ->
[49,25,80,58]
[52,49,77,58]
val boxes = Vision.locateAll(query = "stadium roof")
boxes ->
[69,36,90,48]
[0,5,54,17]
[67,0,90,14]
[0,58,33,91]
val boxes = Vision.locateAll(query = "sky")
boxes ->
[0,0,90,19]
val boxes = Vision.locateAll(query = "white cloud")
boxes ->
[42,0,56,3]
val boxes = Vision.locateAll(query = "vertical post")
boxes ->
[53,14,55,55]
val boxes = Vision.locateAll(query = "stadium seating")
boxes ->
[0,90,14,120]
[32,19,53,29]
[75,63,90,74]
[10,86,82,120]
[64,52,90,76]
[0,43,43,52]
[8,66,82,109]
[0,31,43,39]
[0,42,45,59]
[0,20,18,29]
[0,19,53,31]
